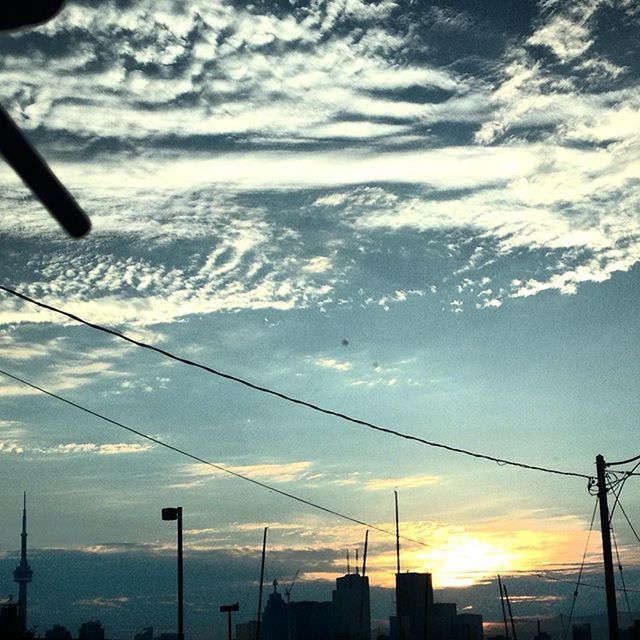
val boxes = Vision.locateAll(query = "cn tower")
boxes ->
[13,491,33,633]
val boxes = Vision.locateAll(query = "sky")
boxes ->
[1,0,640,637]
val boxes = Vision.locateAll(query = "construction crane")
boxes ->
[285,570,299,604]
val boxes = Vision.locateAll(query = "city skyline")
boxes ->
[1,0,640,638]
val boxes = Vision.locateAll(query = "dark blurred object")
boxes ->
[0,1,66,31]
[0,0,91,238]
[0,104,91,237]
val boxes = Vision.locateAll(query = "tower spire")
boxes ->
[14,491,33,633]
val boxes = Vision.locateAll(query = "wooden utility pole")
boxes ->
[596,454,619,640]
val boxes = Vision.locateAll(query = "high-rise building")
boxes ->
[0,600,20,637]
[332,573,371,640]
[79,620,105,640]
[433,603,457,640]
[13,492,33,634]
[392,573,434,640]
[263,580,288,640]
[455,614,483,640]
[45,624,72,639]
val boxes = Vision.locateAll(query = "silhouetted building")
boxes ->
[455,614,483,640]
[45,625,72,640]
[285,600,335,640]
[392,572,434,640]
[433,603,457,640]
[628,620,640,640]
[288,601,317,640]
[134,627,153,640]
[333,573,371,639]
[309,601,335,640]
[79,620,105,640]
[236,620,258,640]
[13,493,33,634]
[572,623,591,640]
[0,600,20,638]
[263,580,288,640]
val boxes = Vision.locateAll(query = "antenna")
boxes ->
[256,527,268,640]
[394,490,401,574]
[503,582,518,640]
[355,548,359,575]
[362,530,369,578]
[498,575,509,639]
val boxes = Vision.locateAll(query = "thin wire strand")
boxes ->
[563,498,599,640]
[0,367,433,549]
[607,453,640,467]
[533,572,640,594]
[0,285,592,481]
[617,500,640,546]
[609,461,640,521]
[611,522,633,626]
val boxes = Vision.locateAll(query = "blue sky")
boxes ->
[1,0,640,637]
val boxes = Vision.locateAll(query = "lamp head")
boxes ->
[162,507,180,521]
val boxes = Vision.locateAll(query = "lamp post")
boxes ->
[220,603,239,640]
[162,507,184,640]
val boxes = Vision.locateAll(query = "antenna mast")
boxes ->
[394,490,401,574]
[256,527,268,640]
[362,530,369,578]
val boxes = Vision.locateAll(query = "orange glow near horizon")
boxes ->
[344,518,597,589]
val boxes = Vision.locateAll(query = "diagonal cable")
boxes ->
[563,498,599,640]
[0,285,592,480]
[0,366,434,549]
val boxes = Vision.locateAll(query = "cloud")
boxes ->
[313,357,352,372]
[76,596,130,608]
[36,442,152,456]
[178,460,314,486]
[364,475,441,491]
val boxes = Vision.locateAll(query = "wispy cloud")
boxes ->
[364,475,441,491]
[175,460,314,488]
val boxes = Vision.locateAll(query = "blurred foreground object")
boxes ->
[0,1,66,30]
[0,1,91,238]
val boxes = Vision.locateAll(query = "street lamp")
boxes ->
[220,603,239,640]
[162,506,184,640]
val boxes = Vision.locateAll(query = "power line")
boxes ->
[611,523,634,626]
[563,498,598,640]
[533,572,640,594]
[0,367,434,550]
[617,500,640,547]
[607,453,640,467]
[0,285,592,481]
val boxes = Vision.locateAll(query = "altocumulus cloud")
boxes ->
[0,0,639,326]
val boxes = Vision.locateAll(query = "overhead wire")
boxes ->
[608,460,640,521]
[533,572,640,594]
[0,285,592,481]
[0,367,434,550]
[562,498,598,640]
[617,500,640,547]
[610,522,634,626]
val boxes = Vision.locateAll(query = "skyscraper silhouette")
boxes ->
[13,491,33,633]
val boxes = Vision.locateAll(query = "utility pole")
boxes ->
[256,527,268,640]
[596,454,619,640]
